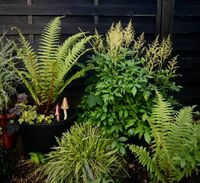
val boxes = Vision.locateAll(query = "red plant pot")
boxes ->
[0,114,16,149]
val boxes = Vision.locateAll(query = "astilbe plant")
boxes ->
[130,93,200,183]
[78,22,181,154]
[14,16,92,115]
[38,123,126,183]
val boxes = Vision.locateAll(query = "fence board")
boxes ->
[0,22,155,35]
[0,5,155,16]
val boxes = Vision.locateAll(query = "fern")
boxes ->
[130,93,200,182]
[14,17,92,114]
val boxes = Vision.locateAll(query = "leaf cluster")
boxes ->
[17,103,54,125]
[38,123,125,183]
[130,93,200,182]
[14,17,92,115]
[0,33,18,113]
[78,22,181,154]
[29,152,46,166]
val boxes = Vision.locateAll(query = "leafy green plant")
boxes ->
[129,93,200,183]
[17,103,54,124]
[0,33,18,113]
[38,123,126,183]
[78,22,181,154]
[14,16,92,115]
[29,152,45,165]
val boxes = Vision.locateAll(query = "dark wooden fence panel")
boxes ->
[172,0,200,105]
[0,0,199,106]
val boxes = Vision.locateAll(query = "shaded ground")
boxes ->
[0,136,199,183]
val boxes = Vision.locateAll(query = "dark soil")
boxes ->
[0,137,45,183]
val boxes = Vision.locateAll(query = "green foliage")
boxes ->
[78,22,181,154]
[14,17,92,114]
[0,33,18,113]
[29,152,45,166]
[17,103,54,124]
[38,123,126,183]
[129,93,200,183]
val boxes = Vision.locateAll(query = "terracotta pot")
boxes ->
[0,114,16,149]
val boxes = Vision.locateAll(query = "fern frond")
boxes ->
[55,68,91,102]
[133,93,200,182]
[63,36,92,73]
[14,17,91,114]
[15,69,40,105]
[39,60,58,105]
[151,92,173,125]
[56,32,86,62]
[38,16,61,62]
[14,28,39,90]
[129,145,166,183]
[174,106,195,125]
[54,36,92,91]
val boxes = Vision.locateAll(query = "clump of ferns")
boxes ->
[130,93,200,183]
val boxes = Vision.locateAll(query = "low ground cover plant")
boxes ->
[78,22,181,154]
[38,123,126,183]
[130,93,200,183]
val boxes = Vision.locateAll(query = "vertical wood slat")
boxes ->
[161,0,175,37]
[94,0,99,24]
[156,0,175,38]
[156,0,162,34]
[27,0,33,43]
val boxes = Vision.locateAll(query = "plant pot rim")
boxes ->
[20,108,77,126]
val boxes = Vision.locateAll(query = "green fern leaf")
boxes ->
[38,17,61,62]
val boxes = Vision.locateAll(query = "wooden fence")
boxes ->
[0,0,199,106]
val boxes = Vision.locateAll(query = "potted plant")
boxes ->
[13,16,92,153]
[0,33,18,149]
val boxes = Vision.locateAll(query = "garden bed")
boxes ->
[1,136,200,183]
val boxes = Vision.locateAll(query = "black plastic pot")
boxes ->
[20,109,76,153]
